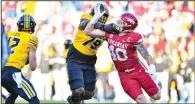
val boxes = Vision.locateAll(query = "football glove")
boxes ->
[147,64,162,89]
[90,3,106,24]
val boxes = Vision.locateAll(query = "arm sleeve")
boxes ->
[78,19,120,34]
[27,36,38,50]
[102,23,120,34]
[79,13,120,34]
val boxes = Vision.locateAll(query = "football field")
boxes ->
[1,98,117,104]
[2,99,67,104]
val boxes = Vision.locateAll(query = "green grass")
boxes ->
[1,97,124,104]
[1,99,116,104]
[2,100,68,104]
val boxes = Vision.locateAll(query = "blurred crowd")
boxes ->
[2,1,194,103]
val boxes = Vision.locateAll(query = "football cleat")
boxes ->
[67,96,81,104]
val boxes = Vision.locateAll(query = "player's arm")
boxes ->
[83,19,121,38]
[29,49,37,71]
[28,36,38,71]
[78,19,105,38]
[135,42,155,65]
[135,41,156,76]
[80,19,120,34]
[83,5,121,37]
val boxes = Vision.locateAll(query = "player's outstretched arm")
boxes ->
[135,42,156,75]
[83,3,105,35]
[78,18,104,38]
[83,18,106,37]
[29,49,37,71]
[80,18,120,35]
[135,41,162,89]
[83,17,121,37]
[83,3,120,37]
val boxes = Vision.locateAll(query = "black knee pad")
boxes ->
[29,96,40,104]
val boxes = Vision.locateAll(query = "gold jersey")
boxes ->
[73,13,104,56]
[5,31,38,70]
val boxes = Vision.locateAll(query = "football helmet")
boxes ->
[90,3,109,24]
[116,12,138,33]
[17,14,36,34]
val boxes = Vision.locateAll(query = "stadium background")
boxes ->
[1,1,194,103]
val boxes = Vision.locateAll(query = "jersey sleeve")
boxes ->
[28,35,38,50]
[131,33,144,45]
[78,19,90,30]
[78,14,93,30]
[81,13,92,20]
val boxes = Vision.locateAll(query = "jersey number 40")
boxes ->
[109,45,128,61]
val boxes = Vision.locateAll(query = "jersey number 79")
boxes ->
[83,38,102,49]
[8,37,20,54]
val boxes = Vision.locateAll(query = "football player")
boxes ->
[83,6,162,103]
[2,14,40,104]
[66,3,120,104]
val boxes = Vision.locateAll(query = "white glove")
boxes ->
[90,3,106,24]
[147,64,162,89]
[147,64,157,79]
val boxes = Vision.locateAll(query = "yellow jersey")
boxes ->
[73,13,104,56]
[67,13,104,64]
[5,31,38,70]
